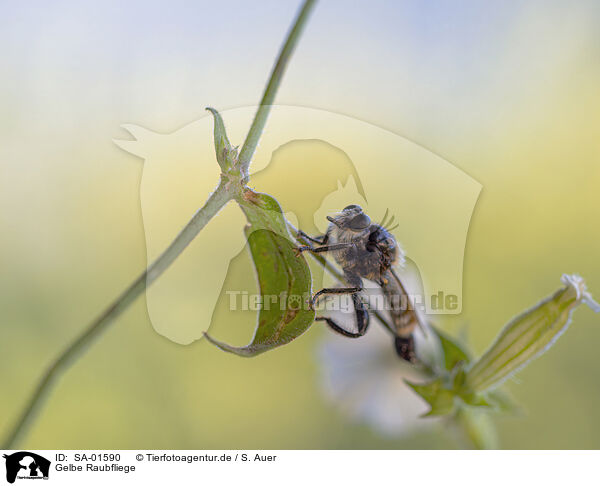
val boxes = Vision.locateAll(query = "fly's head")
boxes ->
[326,205,372,238]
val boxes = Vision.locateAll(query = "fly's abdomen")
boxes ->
[381,269,419,338]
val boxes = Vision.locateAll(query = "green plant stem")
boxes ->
[237,0,316,180]
[2,181,232,449]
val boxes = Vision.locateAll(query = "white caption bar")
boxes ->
[1,450,596,485]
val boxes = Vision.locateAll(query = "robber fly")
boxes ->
[295,205,423,363]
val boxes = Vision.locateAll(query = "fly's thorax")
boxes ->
[326,222,370,276]
[327,221,370,245]
[325,206,402,282]
[326,223,391,283]
[368,225,401,268]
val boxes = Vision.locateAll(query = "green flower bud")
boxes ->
[466,274,600,392]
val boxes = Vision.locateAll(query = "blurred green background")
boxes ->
[1,0,599,449]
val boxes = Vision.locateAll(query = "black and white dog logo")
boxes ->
[3,452,50,483]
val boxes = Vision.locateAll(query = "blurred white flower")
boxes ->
[316,279,442,437]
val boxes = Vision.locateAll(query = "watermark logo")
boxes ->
[225,289,458,313]
[115,105,481,344]
[3,452,50,483]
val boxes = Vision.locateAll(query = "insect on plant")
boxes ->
[295,205,423,363]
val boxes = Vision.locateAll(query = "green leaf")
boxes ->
[204,191,315,356]
[430,325,471,371]
[408,371,517,416]
[459,390,495,409]
[407,357,512,416]
[206,107,237,172]
[484,389,520,414]
[466,274,600,392]
[405,378,457,417]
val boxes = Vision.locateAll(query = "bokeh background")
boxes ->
[1,0,599,449]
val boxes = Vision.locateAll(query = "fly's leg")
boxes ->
[311,286,361,307]
[294,242,353,257]
[312,279,368,338]
[294,229,329,256]
[297,230,328,246]
[315,292,369,338]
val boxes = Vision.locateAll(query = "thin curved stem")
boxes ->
[2,181,232,448]
[237,0,317,179]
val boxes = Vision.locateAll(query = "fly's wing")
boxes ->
[386,267,428,336]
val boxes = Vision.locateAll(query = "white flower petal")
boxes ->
[317,321,439,437]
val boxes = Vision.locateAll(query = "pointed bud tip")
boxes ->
[561,274,600,312]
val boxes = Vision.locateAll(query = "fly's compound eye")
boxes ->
[348,212,371,230]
